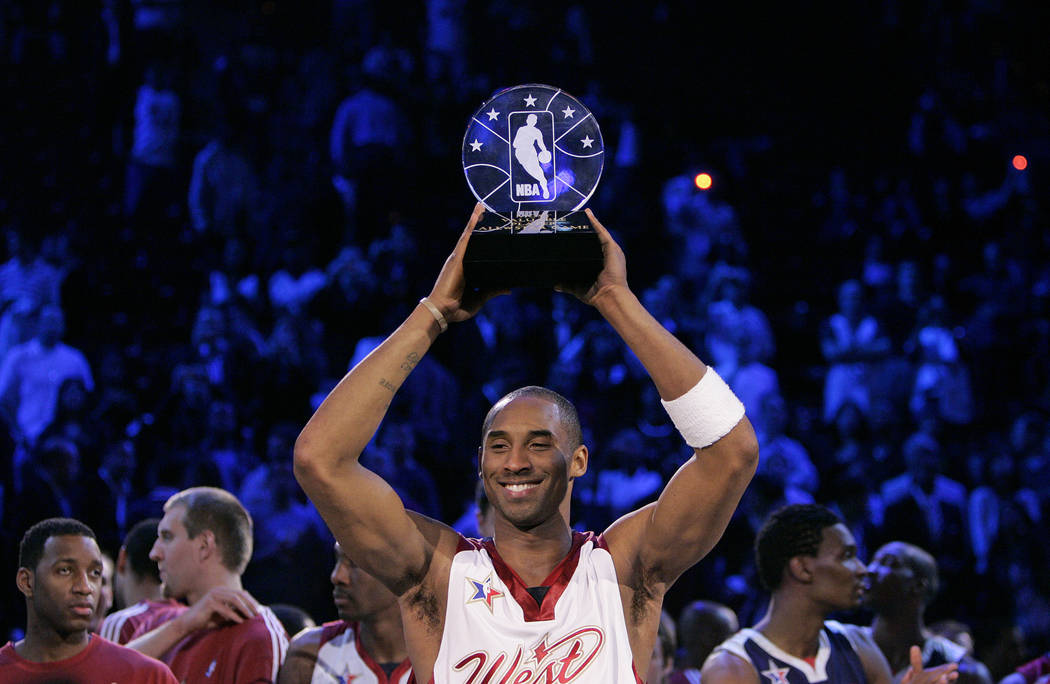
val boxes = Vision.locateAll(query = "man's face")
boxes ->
[90,553,115,632]
[804,523,867,611]
[864,542,917,612]
[21,535,103,635]
[330,543,398,622]
[150,505,198,600]
[479,396,585,531]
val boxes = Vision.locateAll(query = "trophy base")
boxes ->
[464,211,603,289]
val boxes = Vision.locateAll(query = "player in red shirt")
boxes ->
[278,541,412,683]
[0,517,177,684]
[126,486,289,683]
[99,517,185,644]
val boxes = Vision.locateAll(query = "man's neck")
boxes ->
[16,619,91,663]
[870,611,926,672]
[754,594,829,660]
[491,517,574,587]
[358,605,408,664]
[125,578,166,607]
[186,572,243,607]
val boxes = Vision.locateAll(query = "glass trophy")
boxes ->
[461,84,604,289]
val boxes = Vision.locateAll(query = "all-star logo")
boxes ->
[466,573,504,612]
[761,660,791,684]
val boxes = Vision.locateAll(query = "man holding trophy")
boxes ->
[293,85,760,683]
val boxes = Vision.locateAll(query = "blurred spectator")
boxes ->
[0,305,94,447]
[756,394,818,495]
[0,230,61,361]
[820,279,891,423]
[670,601,738,684]
[704,264,774,382]
[907,295,973,425]
[125,62,181,221]
[188,121,261,237]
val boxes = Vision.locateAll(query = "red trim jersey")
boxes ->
[431,531,642,684]
[99,598,186,644]
[311,620,412,684]
[160,605,289,683]
[0,634,178,683]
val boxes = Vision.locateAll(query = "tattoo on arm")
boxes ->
[379,378,397,392]
[400,351,420,372]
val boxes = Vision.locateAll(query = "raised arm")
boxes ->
[293,203,494,594]
[570,210,759,584]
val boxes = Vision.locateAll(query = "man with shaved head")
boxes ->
[865,541,992,684]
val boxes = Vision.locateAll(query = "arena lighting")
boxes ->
[694,172,713,190]
[1012,155,1028,171]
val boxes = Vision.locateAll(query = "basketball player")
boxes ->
[278,542,412,684]
[513,114,551,198]
[701,504,958,684]
[294,203,760,682]
[864,541,992,684]
[99,517,184,644]
[127,487,289,683]
[1,517,177,683]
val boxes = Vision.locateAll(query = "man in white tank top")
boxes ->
[295,204,760,683]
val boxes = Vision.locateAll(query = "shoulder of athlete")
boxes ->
[701,649,760,684]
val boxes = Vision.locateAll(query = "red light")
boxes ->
[1012,155,1028,171]
[694,173,713,190]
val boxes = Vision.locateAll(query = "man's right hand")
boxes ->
[426,202,506,324]
[178,587,260,632]
[902,645,960,684]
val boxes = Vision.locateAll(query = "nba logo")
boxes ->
[508,111,555,203]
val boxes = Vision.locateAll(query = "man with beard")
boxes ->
[278,542,411,683]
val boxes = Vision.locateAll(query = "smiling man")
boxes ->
[294,204,760,683]
[0,517,176,684]
[125,486,289,683]
[278,542,412,684]
[701,504,958,684]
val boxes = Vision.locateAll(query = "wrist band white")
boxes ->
[660,367,745,448]
[419,297,448,332]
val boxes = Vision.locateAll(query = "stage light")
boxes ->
[1012,155,1028,171]
[694,173,713,190]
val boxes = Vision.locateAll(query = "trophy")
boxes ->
[461,84,605,289]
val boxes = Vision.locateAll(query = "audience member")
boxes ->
[670,600,738,684]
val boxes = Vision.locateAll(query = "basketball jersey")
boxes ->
[432,531,641,684]
[162,606,288,683]
[713,621,868,684]
[99,598,186,644]
[311,620,412,684]
[0,635,177,684]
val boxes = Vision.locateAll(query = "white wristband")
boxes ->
[660,368,745,448]
[419,297,448,332]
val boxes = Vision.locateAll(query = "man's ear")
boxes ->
[116,546,129,575]
[16,567,34,598]
[788,556,813,585]
[569,445,588,479]
[197,530,217,564]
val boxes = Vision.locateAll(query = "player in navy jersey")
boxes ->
[702,504,958,684]
[295,204,760,683]
[1,517,177,684]
[278,542,412,684]
[864,541,992,684]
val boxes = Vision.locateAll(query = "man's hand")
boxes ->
[426,202,506,323]
[557,209,628,306]
[901,646,960,684]
[178,587,260,632]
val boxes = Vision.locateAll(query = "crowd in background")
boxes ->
[1,0,1048,678]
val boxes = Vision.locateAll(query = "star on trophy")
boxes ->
[461,84,605,289]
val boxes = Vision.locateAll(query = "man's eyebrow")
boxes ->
[525,430,555,441]
[485,429,556,441]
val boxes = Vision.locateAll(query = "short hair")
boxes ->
[755,504,842,592]
[896,541,940,606]
[481,386,583,450]
[19,518,96,571]
[124,518,162,583]
[164,487,253,574]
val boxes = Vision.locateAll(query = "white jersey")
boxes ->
[433,532,640,684]
[313,621,412,684]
